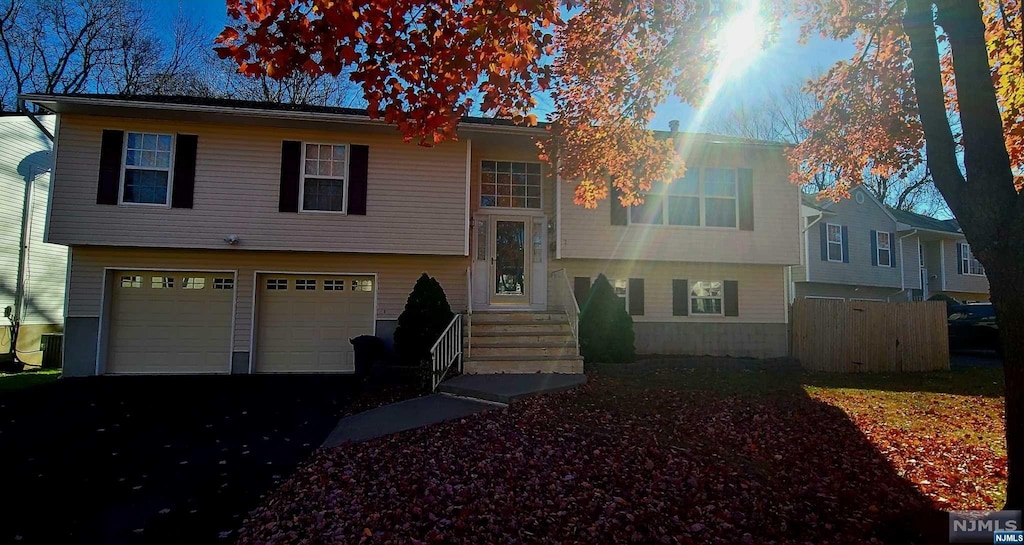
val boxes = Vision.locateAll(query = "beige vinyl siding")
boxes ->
[557,137,800,265]
[67,246,468,351]
[0,115,66,328]
[805,188,900,288]
[901,234,921,290]
[553,259,786,323]
[49,114,468,255]
[944,238,990,295]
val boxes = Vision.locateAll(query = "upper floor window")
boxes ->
[960,243,985,276]
[826,223,844,262]
[629,168,738,228]
[122,132,173,205]
[302,143,347,212]
[481,160,541,209]
[876,231,892,267]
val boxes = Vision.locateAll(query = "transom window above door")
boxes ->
[122,132,173,205]
[481,160,542,209]
[302,143,348,212]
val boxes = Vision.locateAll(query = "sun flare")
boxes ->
[714,2,766,79]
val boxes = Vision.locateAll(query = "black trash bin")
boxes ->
[351,335,386,379]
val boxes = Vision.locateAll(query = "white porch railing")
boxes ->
[430,313,463,391]
[548,268,580,349]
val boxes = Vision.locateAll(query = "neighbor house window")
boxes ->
[826,223,844,262]
[690,281,723,315]
[480,160,541,209]
[302,143,347,212]
[628,168,736,228]
[122,132,173,205]
[960,243,985,275]
[182,277,206,290]
[876,231,891,267]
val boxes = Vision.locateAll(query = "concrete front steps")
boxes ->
[464,310,583,374]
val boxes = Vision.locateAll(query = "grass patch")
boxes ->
[0,368,60,392]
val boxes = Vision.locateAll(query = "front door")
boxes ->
[489,216,530,305]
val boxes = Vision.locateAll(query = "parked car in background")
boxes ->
[947,302,1001,354]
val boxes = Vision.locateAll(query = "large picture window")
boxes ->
[122,132,173,205]
[302,143,347,212]
[480,160,542,209]
[628,168,737,228]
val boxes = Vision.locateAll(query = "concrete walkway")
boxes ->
[322,373,587,447]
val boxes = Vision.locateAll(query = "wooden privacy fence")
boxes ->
[792,299,949,372]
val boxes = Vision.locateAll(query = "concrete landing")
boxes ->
[322,394,498,447]
[437,373,587,404]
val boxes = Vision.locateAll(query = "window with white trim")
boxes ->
[826,223,844,262]
[690,281,724,315]
[122,132,173,205]
[480,160,542,209]
[182,277,206,290]
[213,278,234,290]
[302,143,347,212]
[876,231,891,267]
[151,276,174,289]
[960,243,985,275]
[629,168,737,228]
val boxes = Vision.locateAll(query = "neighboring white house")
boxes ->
[22,94,801,376]
[792,185,989,303]
[0,114,67,365]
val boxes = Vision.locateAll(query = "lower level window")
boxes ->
[690,281,723,315]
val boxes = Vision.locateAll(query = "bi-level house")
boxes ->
[23,94,800,377]
[793,185,989,303]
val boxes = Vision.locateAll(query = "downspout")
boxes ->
[891,229,919,300]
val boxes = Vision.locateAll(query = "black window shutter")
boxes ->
[724,280,739,317]
[610,179,627,225]
[738,168,754,231]
[171,134,198,209]
[870,230,878,266]
[672,279,689,316]
[628,278,644,316]
[279,141,301,213]
[819,222,828,261]
[574,276,591,308]
[890,232,897,268]
[348,144,369,215]
[957,243,964,274]
[97,129,124,205]
[841,226,850,263]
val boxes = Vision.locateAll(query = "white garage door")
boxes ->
[255,274,375,373]
[107,271,234,374]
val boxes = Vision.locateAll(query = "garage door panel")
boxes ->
[107,271,233,375]
[256,274,375,373]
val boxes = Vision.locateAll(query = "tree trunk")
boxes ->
[987,255,1024,509]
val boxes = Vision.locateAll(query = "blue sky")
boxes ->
[152,1,854,132]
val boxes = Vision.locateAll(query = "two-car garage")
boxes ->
[104,270,375,374]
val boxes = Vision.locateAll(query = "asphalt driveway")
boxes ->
[0,375,414,545]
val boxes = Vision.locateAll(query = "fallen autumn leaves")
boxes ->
[238,369,1004,544]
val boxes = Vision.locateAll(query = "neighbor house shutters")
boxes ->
[819,222,828,261]
[841,226,850,263]
[610,180,627,225]
[672,279,688,316]
[170,134,198,209]
[628,278,644,316]
[574,276,591,308]
[870,230,878,266]
[889,232,897,268]
[97,129,124,205]
[724,280,739,317]
[347,144,369,215]
[957,243,964,274]
[737,168,754,231]
[279,140,301,213]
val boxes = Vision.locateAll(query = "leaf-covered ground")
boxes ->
[238,365,1006,545]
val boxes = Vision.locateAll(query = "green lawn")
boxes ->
[0,368,61,392]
